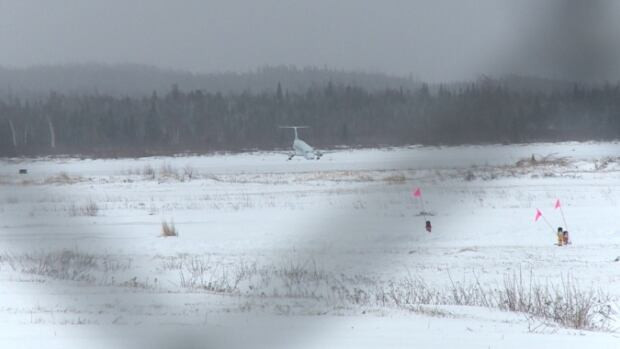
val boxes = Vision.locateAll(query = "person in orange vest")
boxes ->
[425,220,432,233]
[556,227,564,246]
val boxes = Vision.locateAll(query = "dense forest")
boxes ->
[1,68,619,157]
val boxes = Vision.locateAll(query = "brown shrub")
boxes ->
[161,220,178,237]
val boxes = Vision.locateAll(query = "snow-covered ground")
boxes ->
[1,142,620,348]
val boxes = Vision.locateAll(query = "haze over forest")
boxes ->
[0,63,588,98]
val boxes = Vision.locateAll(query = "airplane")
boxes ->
[279,126,324,160]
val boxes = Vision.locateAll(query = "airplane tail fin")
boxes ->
[278,126,309,140]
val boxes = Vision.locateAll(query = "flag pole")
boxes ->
[559,206,568,231]
[536,209,555,233]
[555,199,568,231]
[541,214,554,232]
[412,187,427,221]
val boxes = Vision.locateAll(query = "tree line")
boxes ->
[1,80,620,156]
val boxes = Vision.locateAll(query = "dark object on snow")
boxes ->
[563,230,570,245]
[425,220,432,233]
[614,256,620,262]
[557,227,564,246]
[18,169,27,174]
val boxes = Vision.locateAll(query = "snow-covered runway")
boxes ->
[1,142,619,348]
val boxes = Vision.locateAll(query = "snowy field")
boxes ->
[1,142,620,348]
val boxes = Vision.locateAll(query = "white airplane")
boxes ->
[279,126,324,160]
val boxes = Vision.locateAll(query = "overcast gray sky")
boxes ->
[1,0,619,82]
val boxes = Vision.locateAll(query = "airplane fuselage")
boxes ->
[281,126,323,160]
[293,138,319,159]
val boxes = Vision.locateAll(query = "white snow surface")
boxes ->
[1,142,620,348]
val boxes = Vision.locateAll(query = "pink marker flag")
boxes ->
[555,199,561,209]
[534,209,543,222]
[412,188,422,198]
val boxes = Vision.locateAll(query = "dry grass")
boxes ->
[159,162,178,179]
[383,174,407,184]
[516,154,571,168]
[595,157,619,171]
[1,250,131,283]
[69,200,99,216]
[183,164,195,180]
[3,250,612,331]
[143,164,156,179]
[169,256,615,331]
[44,172,83,185]
[161,220,178,237]
[122,163,196,182]
[464,170,476,181]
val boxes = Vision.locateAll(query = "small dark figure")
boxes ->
[557,227,563,246]
[425,220,432,233]
[19,169,27,174]
[563,230,570,245]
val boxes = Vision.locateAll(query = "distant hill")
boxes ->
[0,63,586,99]
[0,64,426,98]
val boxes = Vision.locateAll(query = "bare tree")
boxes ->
[23,125,28,146]
[46,114,56,149]
[7,119,17,148]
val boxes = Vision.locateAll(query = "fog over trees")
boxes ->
[0,64,425,98]
[1,65,619,157]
